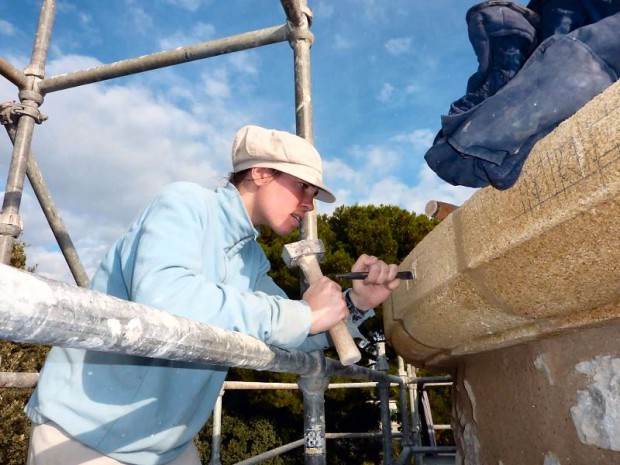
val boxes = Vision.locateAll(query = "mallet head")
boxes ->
[282,239,325,269]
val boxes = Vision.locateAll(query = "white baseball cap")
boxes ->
[232,125,336,203]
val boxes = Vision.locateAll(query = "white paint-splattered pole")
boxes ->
[0,263,323,375]
[298,357,329,464]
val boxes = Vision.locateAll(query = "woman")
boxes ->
[25,125,402,465]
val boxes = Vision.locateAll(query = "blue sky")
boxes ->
[0,0,526,282]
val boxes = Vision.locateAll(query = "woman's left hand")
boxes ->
[348,254,402,311]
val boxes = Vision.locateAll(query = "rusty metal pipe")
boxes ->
[0,111,36,264]
[0,0,54,264]
[280,0,306,26]
[3,124,89,287]
[39,25,289,94]
[26,0,55,79]
[0,58,28,89]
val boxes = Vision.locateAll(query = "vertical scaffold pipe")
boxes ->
[297,352,328,465]
[3,124,89,287]
[0,0,55,264]
[209,390,224,465]
[376,342,394,465]
[283,6,332,462]
[282,0,317,242]
[394,357,415,465]
[408,365,424,465]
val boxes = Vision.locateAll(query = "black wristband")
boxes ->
[344,288,365,323]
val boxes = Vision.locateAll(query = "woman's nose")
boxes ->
[301,196,315,212]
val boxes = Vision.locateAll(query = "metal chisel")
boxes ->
[335,271,415,280]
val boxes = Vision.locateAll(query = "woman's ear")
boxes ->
[251,167,273,186]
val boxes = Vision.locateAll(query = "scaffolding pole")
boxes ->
[281,0,318,244]
[0,263,324,375]
[0,58,28,89]
[38,25,289,94]
[0,0,54,265]
[0,263,403,383]
[2,121,89,287]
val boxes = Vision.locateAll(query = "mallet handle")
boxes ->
[298,255,362,366]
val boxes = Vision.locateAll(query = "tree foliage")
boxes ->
[9,239,36,272]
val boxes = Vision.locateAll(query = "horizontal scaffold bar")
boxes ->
[38,25,289,94]
[0,263,328,376]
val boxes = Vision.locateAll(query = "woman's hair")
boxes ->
[229,168,281,187]
[229,169,250,187]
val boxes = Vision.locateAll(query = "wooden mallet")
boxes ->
[282,238,362,366]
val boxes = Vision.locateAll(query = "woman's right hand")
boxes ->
[302,276,349,334]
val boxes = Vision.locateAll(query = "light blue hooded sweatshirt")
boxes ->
[25,182,372,464]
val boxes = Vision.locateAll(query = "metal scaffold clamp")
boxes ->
[300,5,313,26]
[286,5,314,47]
[0,99,48,126]
[0,212,24,238]
[287,24,314,47]
[0,101,17,125]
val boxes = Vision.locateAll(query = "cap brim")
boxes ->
[314,186,336,203]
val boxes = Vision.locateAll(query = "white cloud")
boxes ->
[128,6,155,36]
[230,51,257,74]
[323,158,356,183]
[163,0,205,12]
[158,22,217,50]
[393,128,436,153]
[318,128,476,218]
[38,82,219,209]
[354,164,476,215]
[360,177,412,208]
[77,12,93,29]
[315,2,335,19]
[201,67,231,99]
[405,82,423,95]
[357,0,389,22]
[0,52,250,283]
[349,144,399,175]
[45,54,103,76]
[333,33,354,50]
[319,158,360,215]
[28,245,79,283]
[377,82,394,102]
[0,20,16,36]
[412,164,477,210]
[385,37,412,56]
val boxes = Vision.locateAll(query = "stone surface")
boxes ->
[384,80,620,366]
[452,323,620,464]
[570,356,620,451]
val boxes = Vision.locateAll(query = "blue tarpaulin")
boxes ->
[424,1,620,190]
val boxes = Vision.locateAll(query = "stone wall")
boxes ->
[384,79,620,367]
[453,323,620,464]
[383,73,620,465]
